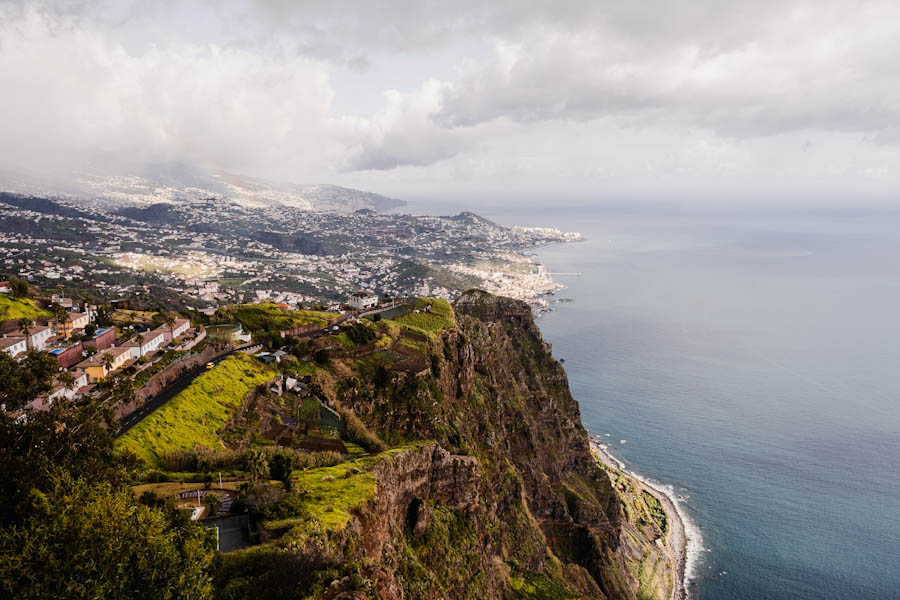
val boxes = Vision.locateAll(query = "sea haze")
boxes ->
[482,207,900,600]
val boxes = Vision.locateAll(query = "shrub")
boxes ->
[336,406,387,453]
[314,348,330,365]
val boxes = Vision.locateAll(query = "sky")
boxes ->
[1,0,900,209]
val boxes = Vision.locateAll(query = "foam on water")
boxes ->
[591,438,705,598]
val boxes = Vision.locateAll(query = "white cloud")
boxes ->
[2,0,900,203]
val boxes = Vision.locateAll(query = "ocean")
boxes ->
[471,206,900,600]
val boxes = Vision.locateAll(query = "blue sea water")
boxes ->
[478,208,900,600]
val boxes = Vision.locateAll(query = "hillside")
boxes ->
[191,291,679,600]
[0,295,51,321]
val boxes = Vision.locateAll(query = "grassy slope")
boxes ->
[216,303,337,332]
[388,298,455,338]
[0,295,51,321]
[115,355,272,467]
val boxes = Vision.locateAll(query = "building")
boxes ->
[0,336,26,357]
[38,372,90,408]
[154,318,191,344]
[75,346,132,383]
[0,281,9,294]
[56,312,90,339]
[4,325,53,351]
[124,329,167,359]
[348,291,378,311]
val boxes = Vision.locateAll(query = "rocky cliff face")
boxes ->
[219,290,676,600]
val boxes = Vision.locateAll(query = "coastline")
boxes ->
[590,437,697,600]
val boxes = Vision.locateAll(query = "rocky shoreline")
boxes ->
[590,438,690,600]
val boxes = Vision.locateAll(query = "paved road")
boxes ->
[115,350,236,437]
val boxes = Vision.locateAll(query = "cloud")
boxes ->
[0,4,342,178]
[1,0,900,200]
[433,1,900,144]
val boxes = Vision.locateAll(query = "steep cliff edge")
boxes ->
[216,290,678,600]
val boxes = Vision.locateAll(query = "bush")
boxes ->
[346,322,376,345]
[314,348,330,365]
[269,453,294,488]
[336,406,387,453]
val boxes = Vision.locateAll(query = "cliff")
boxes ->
[216,290,678,600]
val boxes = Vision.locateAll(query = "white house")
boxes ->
[7,325,54,351]
[125,328,167,359]
[44,372,89,405]
[156,318,190,344]
[348,291,378,311]
[0,281,9,294]
[0,336,27,357]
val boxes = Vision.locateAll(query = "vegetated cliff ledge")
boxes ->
[218,290,678,600]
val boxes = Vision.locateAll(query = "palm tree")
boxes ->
[51,303,68,338]
[164,312,177,343]
[101,352,115,376]
[135,333,145,353]
[18,318,33,350]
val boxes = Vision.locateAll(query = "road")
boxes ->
[115,350,236,437]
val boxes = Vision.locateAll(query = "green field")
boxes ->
[214,303,337,332]
[115,355,272,467]
[389,298,455,337]
[0,295,51,322]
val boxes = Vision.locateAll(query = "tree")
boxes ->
[93,304,113,327]
[58,371,75,391]
[101,352,115,376]
[373,364,391,388]
[268,453,294,491]
[164,312,177,343]
[314,348,330,365]
[51,302,68,338]
[0,474,216,600]
[17,318,33,350]
[83,323,97,338]
[203,492,222,517]
[8,276,29,298]
[245,448,268,484]
[372,312,382,322]
[0,350,57,410]
[0,394,130,525]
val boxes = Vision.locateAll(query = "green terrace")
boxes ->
[115,355,273,467]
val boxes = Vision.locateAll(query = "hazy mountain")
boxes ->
[0,163,404,213]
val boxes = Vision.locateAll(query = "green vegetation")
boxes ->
[115,355,272,467]
[641,490,668,534]
[387,298,455,338]
[0,350,58,411]
[0,474,215,600]
[214,303,336,333]
[509,570,575,599]
[268,460,379,532]
[0,294,51,321]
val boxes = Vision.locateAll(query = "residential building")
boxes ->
[75,346,132,383]
[0,281,9,294]
[124,328,167,359]
[56,312,90,339]
[39,372,90,407]
[348,290,378,310]
[5,325,53,351]
[156,318,190,343]
[0,336,26,357]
